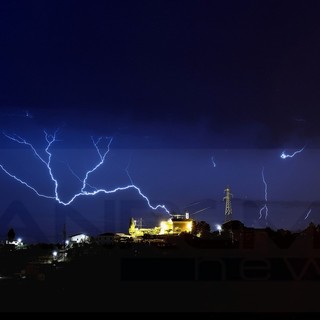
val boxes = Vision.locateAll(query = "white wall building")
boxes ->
[69,233,90,244]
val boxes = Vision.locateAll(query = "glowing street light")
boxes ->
[216,224,222,235]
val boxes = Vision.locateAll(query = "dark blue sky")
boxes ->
[1,0,320,242]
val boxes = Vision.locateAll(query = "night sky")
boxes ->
[1,0,320,243]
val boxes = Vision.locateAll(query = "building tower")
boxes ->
[223,185,233,223]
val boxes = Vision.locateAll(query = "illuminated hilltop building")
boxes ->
[128,186,234,238]
[171,212,194,233]
[129,212,194,238]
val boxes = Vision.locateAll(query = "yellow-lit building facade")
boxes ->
[129,215,194,238]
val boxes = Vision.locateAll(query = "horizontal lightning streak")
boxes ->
[280,145,306,159]
[190,206,211,216]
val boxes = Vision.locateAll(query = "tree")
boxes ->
[7,228,15,242]
[193,221,211,237]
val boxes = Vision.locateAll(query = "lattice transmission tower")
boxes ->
[223,185,233,223]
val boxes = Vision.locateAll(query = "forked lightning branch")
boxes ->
[0,130,170,214]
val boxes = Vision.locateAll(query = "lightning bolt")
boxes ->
[65,161,98,192]
[259,166,268,220]
[211,155,216,167]
[0,130,170,214]
[304,208,312,220]
[280,145,306,159]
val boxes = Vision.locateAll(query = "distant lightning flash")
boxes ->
[280,145,306,159]
[259,167,268,220]
[304,208,312,220]
[211,155,216,167]
[25,110,33,118]
[0,131,170,214]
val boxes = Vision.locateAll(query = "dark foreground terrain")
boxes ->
[1,242,320,313]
